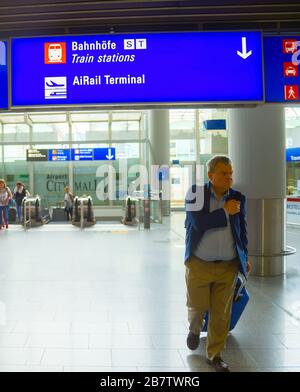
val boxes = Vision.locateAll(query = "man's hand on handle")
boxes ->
[224,199,240,215]
[246,261,251,274]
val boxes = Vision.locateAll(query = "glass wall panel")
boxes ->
[170,139,196,161]
[72,122,109,142]
[29,113,67,123]
[169,109,195,139]
[111,121,139,140]
[4,145,28,162]
[3,162,30,193]
[3,123,30,143]
[32,123,69,142]
[73,161,104,205]
[0,110,148,210]
[2,145,29,192]
[70,112,109,122]
[34,161,69,207]
[113,143,139,159]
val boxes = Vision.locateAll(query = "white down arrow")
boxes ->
[237,37,252,60]
[106,148,114,160]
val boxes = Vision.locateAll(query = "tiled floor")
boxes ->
[1,214,300,372]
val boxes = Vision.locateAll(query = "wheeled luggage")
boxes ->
[202,274,249,332]
[51,207,68,222]
[8,207,16,223]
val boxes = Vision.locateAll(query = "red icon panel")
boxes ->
[284,62,298,77]
[284,85,299,100]
[283,39,298,54]
[44,42,66,64]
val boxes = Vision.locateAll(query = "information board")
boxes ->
[286,147,300,162]
[264,36,300,102]
[0,41,8,109]
[11,32,264,106]
[27,149,48,161]
[26,148,115,161]
[49,149,71,161]
[71,148,94,161]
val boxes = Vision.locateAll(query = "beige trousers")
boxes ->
[185,255,239,360]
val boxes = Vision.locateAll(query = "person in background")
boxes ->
[0,179,12,230]
[13,181,30,224]
[64,186,74,221]
[287,186,295,196]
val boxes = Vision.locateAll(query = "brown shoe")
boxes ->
[207,357,230,372]
[186,331,200,350]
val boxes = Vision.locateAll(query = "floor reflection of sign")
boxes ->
[284,85,299,100]
[44,76,67,99]
[284,62,298,77]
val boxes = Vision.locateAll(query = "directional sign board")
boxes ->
[71,148,115,161]
[0,41,8,109]
[264,36,300,102]
[11,32,263,106]
[93,148,115,161]
[49,149,70,161]
[27,149,48,161]
[26,148,115,161]
[286,148,300,162]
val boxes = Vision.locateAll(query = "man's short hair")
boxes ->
[206,155,232,173]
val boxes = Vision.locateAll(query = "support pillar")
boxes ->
[228,105,292,276]
[148,109,170,216]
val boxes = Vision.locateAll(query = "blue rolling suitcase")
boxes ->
[202,274,249,332]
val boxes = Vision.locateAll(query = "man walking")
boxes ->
[184,155,250,372]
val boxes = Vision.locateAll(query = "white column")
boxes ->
[229,105,290,276]
[148,109,170,216]
[148,109,170,167]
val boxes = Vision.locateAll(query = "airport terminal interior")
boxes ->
[0,107,300,372]
[2,0,300,373]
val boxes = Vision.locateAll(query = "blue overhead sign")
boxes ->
[27,147,115,161]
[203,119,226,130]
[0,41,8,109]
[72,148,115,161]
[72,148,94,161]
[264,36,300,102]
[93,148,115,161]
[286,148,300,162]
[11,32,263,106]
[49,149,71,161]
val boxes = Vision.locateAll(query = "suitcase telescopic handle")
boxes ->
[234,273,249,302]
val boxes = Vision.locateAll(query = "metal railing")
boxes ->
[122,189,163,229]
[22,196,42,230]
[73,196,95,229]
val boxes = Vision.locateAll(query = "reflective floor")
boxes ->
[0,213,300,372]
